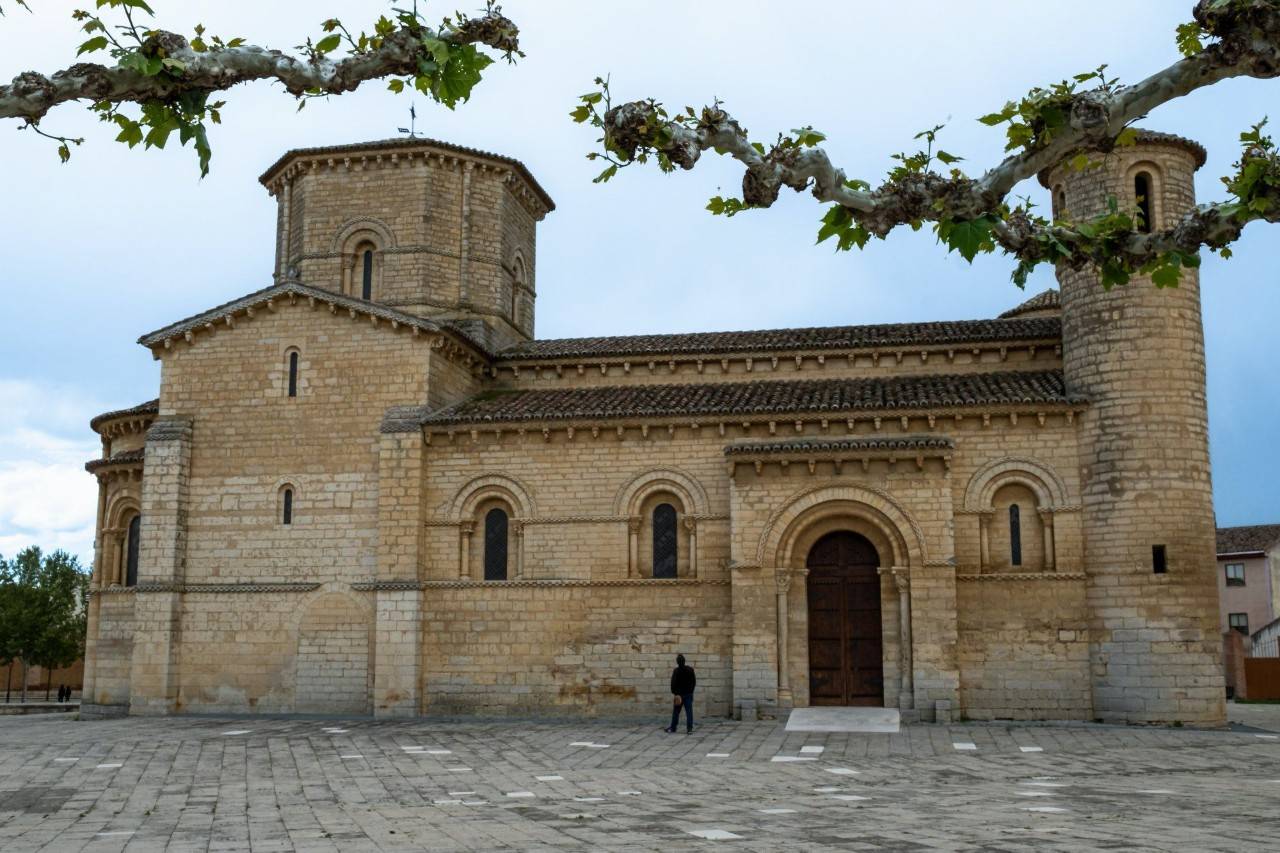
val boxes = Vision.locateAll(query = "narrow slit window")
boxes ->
[287,351,299,398]
[484,507,509,580]
[1134,172,1153,233]
[1054,187,1067,220]
[282,488,293,525]
[1009,504,1022,566]
[653,503,678,579]
[125,514,141,587]
[1152,544,1167,574]
[361,248,373,300]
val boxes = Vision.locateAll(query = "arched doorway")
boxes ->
[807,531,883,706]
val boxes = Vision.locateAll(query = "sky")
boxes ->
[0,1,1276,564]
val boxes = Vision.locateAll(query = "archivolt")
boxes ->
[963,456,1067,511]
[444,472,537,519]
[756,483,927,569]
[332,217,397,252]
[613,467,709,516]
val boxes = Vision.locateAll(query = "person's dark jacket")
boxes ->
[670,664,696,695]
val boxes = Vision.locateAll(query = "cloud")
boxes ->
[0,380,104,565]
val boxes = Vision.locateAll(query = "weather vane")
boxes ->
[398,102,419,139]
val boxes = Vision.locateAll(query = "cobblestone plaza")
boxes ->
[2,707,1276,851]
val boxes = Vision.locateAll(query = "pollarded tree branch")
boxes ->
[0,8,520,123]
[576,0,1280,285]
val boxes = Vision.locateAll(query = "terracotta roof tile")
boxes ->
[421,370,1083,427]
[89,399,159,432]
[499,317,1060,362]
[725,436,955,456]
[257,137,555,211]
[1216,524,1280,555]
[84,448,145,473]
[999,289,1060,319]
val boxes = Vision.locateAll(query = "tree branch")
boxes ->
[0,8,520,123]
[577,0,1280,282]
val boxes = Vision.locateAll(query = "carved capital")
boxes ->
[627,516,642,534]
[458,521,475,537]
[683,517,697,534]
[878,565,911,591]
[775,568,793,594]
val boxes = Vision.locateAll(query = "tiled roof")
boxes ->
[136,281,487,356]
[257,137,555,211]
[1038,129,1207,185]
[499,317,1060,362]
[1217,524,1280,556]
[999,289,1060,319]
[725,436,955,456]
[89,399,159,432]
[84,448,145,473]
[421,370,1083,427]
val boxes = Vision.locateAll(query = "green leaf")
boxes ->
[76,35,108,55]
[1115,127,1139,147]
[569,104,591,123]
[387,79,405,94]
[935,150,962,165]
[593,164,618,184]
[57,144,71,163]
[315,34,341,54]
[940,216,995,263]
[1151,261,1181,288]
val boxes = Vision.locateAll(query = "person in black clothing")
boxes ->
[665,654,696,733]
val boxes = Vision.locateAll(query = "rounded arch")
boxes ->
[1124,160,1164,232]
[331,217,397,252]
[291,587,374,715]
[105,494,141,530]
[757,484,928,569]
[447,472,537,519]
[963,456,1067,511]
[614,467,709,517]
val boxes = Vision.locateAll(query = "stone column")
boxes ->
[1039,509,1056,571]
[512,520,525,579]
[774,568,794,706]
[458,522,474,579]
[891,568,914,710]
[978,513,992,572]
[627,517,641,578]
[129,416,193,716]
[685,518,699,579]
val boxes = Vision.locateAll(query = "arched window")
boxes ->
[287,350,299,398]
[1009,504,1022,566]
[1134,171,1153,233]
[1054,186,1067,220]
[484,507,509,580]
[652,503,678,579]
[361,248,374,300]
[125,514,141,587]
[511,256,526,321]
[281,487,294,526]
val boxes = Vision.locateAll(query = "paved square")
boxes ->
[1,707,1276,851]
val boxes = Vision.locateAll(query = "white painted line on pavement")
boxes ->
[825,767,860,776]
[446,766,472,772]
[953,742,977,751]
[1015,791,1055,797]
[222,730,251,736]
[759,808,798,814]
[433,799,463,805]
[618,790,642,796]
[536,775,564,781]
[448,791,476,796]
[687,829,743,840]
[813,786,842,793]
[339,754,363,759]
[95,763,122,769]
[771,756,816,762]
[1255,734,1279,739]
[1137,789,1177,794]
[1019,746,1044,753]
[53,758,79,762]
[506,791,536,798]
[706,752,731,758]
[829,794,869,801]
[800,745,824,754]
[1023,781,1068,788]
[1022,806,1068,813]
[574,796,605,802]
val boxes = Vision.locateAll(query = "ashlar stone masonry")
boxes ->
[82,133,1225,725]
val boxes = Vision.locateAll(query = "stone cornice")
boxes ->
[137,281,489,369]
[94,581,322,594]
[351,578,729,590]
[955,572,1085,581]
[491,339,1061,381]
[85,449,145,477]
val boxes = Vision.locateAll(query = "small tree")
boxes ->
[0,547,90,703]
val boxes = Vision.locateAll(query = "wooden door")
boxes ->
[806,531,883,706]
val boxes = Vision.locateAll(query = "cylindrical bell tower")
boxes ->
[1043,131,1225,725]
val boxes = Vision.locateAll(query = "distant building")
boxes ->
[1216,524,1280,639]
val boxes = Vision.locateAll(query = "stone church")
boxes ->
[82,131,1226,725]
